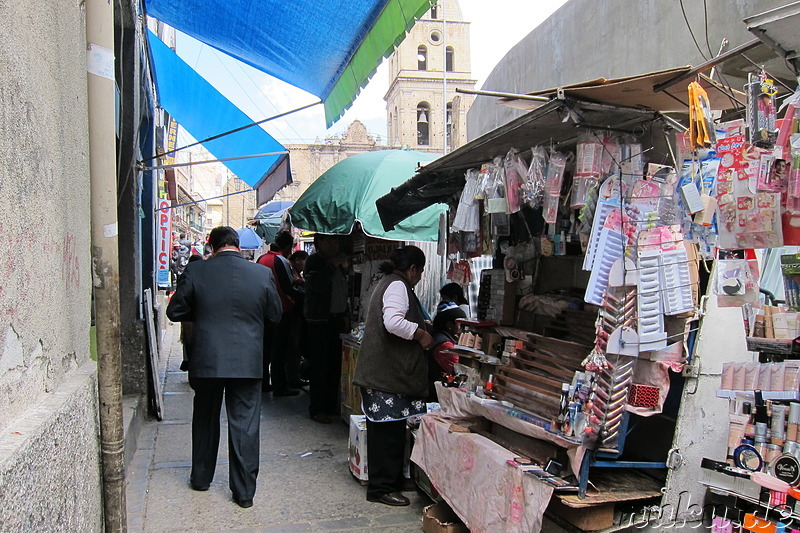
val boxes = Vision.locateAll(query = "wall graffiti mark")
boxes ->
[61,234,81,289]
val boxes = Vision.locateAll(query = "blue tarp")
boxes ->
[147,31,291,203]
[143,0,431,126]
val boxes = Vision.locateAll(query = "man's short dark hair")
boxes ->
[274,231,294,250]
[289,250,308,262]
[208,226,239,251]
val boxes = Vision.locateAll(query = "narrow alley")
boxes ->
[126,322,430,533]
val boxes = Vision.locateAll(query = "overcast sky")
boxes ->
[174,0,569,147]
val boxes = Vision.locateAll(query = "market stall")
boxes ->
[287,149,448,422]
[372,70,757,531]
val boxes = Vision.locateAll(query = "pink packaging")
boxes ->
[758,363,772,391]
[785,362,800,392]
[771,363,786,392]
[733,363,746,390]
[721,362,735,390]
[745,362,760,390]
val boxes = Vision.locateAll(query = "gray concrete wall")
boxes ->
[468,0,788,139]
[0,364,102,532]
[0,0,101,530]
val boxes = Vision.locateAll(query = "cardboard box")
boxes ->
[422,502,469,533]
[348,415,368,481]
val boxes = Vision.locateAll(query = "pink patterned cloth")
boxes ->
[411,414,554,533]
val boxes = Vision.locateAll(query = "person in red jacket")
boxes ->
[257,231,302,396]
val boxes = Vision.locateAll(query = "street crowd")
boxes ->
[165,226,470,509]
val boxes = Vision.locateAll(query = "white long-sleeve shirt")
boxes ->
[382,280,419,340]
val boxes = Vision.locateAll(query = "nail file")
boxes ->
[660,247,694,315]
[585,228,625,305]
[583,200,619,271]
[637,251,667,351]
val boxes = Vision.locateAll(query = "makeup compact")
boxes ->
[771,453,800,486]
[733,444,764,472]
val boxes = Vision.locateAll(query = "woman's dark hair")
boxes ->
[208,226,239,251]
[378,245,426,274]
[439,282,467,305]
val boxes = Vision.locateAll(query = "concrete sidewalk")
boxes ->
[127,321,431,533]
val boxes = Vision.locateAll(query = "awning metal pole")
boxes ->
[138,100,320,164]
[653,38,762,93]
[155,188,253,212]
[455,87,551,102]
[138,151,289,171]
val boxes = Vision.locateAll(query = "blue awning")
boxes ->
[147,31,291,204]
[143,0,431,127]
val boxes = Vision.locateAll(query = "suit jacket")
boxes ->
[166,250,282,379]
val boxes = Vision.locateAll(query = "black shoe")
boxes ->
[189,480,209,491]
[273,389,300,397]
[310,413,332,424]
[233,497,253,509]
[367,492,410,506]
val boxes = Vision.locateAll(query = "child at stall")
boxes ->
[427,302,467,401]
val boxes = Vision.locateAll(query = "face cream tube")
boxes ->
[789,403,800,443]
[729,413,750,461]
[773,404,788,446]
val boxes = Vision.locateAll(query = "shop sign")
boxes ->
[364,240,396,261]
[157,200,172,288]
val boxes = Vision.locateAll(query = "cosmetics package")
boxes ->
[728,413,749,460]
[788,402,800,442]
[745,363,760,390]
[773,404,788,446]
[733,363,747,390]
[772,364,787,392]
[721,362,735,390]
[758,364,773,390]
[785,361,800,391]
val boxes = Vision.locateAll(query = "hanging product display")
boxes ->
[747,72,778,149]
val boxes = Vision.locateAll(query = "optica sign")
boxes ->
[157,199,172,288]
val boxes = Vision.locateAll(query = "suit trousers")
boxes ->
[306,318,343,416]
[264,313,294,392]
[189,377,262,500]
[365,418,407,498]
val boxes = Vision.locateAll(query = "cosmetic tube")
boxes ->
[773,404,788,446]
[729,413,749,461]
[789,403,800,442]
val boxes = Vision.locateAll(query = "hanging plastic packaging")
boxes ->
[601,135,622,176]
[688,81,716,148]
[747,72,778,149]
[503,149,527,214]
[542,151,568,224]
[524,146,548,207]
[485,157,509,214]
[715,258,759,307]
[452,168,481,232]
[572,133,604,208]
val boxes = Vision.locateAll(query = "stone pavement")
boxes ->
[127,321,431,533]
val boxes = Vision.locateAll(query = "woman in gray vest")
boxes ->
[353,245,433,506]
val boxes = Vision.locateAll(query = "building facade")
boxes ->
[384,0,476,153]
[277,120,387,204]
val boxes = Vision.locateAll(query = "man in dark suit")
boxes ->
[166,226,281,508]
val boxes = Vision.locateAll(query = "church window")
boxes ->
[430,5,438,19]
[416,102,430,146]
[446,46,454,72]
[417,45,427,70]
